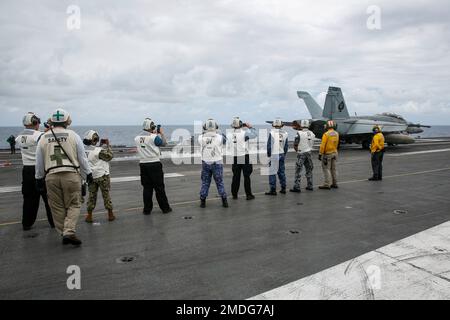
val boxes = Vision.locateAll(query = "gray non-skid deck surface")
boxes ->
[0,140,449,299]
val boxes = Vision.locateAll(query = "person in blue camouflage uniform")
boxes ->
[200,162,226,200]
[198,119,228,208]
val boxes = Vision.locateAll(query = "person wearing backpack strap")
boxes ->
[35,108,92,246]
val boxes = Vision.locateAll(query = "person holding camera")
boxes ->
[199,118,228,208]
[35,108,92,246]
[83,130,115,223]
[290,120,315,193]
[15,112,54,231]
[265,119,289,196]
[135,118,172,215]
[226,117,257,200]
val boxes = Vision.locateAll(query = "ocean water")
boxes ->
[0,124,296,149]
[1,125,449,149]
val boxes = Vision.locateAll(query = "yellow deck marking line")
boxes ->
[1,167,450,227]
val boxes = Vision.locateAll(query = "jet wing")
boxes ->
[343,119,408,135]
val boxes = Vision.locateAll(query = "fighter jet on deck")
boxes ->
[268,87,430,149]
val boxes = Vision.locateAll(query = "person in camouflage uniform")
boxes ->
[200,162,226,201]
[293,153,314,190]
[83,130,115,222]
[87,173,113,214]
[198,119,228,208]
[290,120,316,193]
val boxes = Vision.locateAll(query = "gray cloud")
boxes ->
[1,0,449,126]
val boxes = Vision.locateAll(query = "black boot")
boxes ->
[265,190,277,196]
[280,188,287,194]
[62,234,82,246]
[289,188,301,193]
[222,198,229,208]
[246,194,255,200]
[200,199,206,208]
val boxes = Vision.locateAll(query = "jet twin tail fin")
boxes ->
[323,87,350,120]
[297,91,323,119]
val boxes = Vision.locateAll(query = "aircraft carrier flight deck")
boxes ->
[0,138,449,300]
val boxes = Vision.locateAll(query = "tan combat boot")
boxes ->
[85,212,93,223]
[108,210,116,222]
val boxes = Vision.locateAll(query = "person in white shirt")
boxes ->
[290,120,316,193]
[15,112,54,230]
[83,130,115,223]
[135,118,172,215]
[265,119,289,195]
[226,117,257,200]
[198,118,228,208]
[35,108,92,246]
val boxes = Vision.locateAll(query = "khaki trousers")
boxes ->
[45,172,81,236]
[321,152,338,187]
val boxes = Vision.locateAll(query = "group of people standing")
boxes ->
[13,108,385,246]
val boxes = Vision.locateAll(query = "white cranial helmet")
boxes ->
[83,130,99,146]
[203,118,218,131]
[300,119,310,128]
[51,108,71,124]
[22,112,41,126]
[143,118,156,131]
[84,130,99,141]
[231,117,242,129]
[272,118,283,128]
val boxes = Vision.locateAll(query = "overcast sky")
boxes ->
[1,0,449,126]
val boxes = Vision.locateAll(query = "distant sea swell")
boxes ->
[1,125,450,149]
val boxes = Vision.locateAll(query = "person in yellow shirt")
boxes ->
[369,125,385,181]
[318,120,339,190]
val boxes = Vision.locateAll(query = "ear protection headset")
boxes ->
[203,119,219,131]
[231,117,243,129]
[372,125,381,133]
[300,119,310,128]
[143,118,157,131]
[325,120,337,130]
[23,112,41,126]
[83,130,100,146]
[272,118,283,128]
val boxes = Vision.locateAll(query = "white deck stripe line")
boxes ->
[0,186,21,193]
[249,221,450,300]
[388,148,450,156]
[0,173,184,194]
